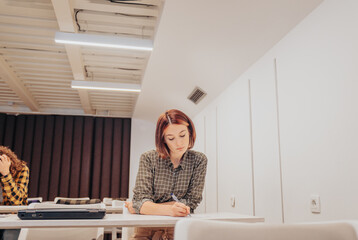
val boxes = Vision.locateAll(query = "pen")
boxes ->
[171,193,191,216]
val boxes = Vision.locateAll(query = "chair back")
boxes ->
[174,219,358,240]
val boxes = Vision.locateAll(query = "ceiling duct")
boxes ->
[187,87,207,104]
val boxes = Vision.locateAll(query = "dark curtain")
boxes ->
[0,113,131,201]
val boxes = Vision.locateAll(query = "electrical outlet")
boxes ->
[310,195,321,213]
[230,195,235,208]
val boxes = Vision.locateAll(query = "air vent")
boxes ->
[188,87,207,104]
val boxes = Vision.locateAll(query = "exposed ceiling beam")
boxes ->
[0,56,39,111]
[51,0,94,114]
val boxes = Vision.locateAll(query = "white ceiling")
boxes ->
[0,0,323,121]
[134,0,323,122]
[0,0,163,118]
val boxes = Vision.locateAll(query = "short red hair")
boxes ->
[156,109,196,159]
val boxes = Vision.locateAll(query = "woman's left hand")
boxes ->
[0,154,11,176]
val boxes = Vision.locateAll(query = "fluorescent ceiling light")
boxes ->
[71,80,141,92]
[55,32,153,51]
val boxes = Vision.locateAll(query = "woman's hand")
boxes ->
[0,154,11,176]
[124,201,136,214]
[170,202,190,217]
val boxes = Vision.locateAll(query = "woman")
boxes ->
[0,146,29,205]
[125,109,208,239]
[0,146,29,240]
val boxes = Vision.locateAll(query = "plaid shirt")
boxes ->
[132,150,207,214]
[1,165,29,205]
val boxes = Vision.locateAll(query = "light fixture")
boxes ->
[55,32,153,51]
[71,80,141,92]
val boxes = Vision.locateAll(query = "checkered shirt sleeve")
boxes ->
[1,165,29,205]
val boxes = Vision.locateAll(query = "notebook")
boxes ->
[17,208,106,220]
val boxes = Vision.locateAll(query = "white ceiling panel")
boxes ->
[0,0,164,117]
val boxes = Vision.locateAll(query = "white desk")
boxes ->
[0,205,28,214]
[0,212,264,229]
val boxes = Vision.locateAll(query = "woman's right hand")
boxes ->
[170,202,190,217]
[124,201,136,214]
[0,154,11,176]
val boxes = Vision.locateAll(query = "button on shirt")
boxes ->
[132,149,208,214]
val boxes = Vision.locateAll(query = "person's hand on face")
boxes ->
[0,154,11,176]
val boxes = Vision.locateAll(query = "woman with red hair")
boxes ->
[125,109,207,239]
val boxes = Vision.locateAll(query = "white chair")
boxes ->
[174,219,358,240]
[19,200,105,240]
[27,197,43,204]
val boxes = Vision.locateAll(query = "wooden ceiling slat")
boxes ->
[24,82,70,87]
[86,66,142,75]
[90,91,139,96]
[0,48,68,58]
[80,23,153,38]
[81,47,150,58]
[6,57,68,65]
[36,96,78,100]
[83,54,145,64]
[84,60,143,70]
[33,93,78,97]
[0,2,56,20]
[91,95,137,99]
[0,32,56,45]
[37,99,80,103]
[0,23,57,37]
[39,102,81,107]
[0,14,58,28]
[27,85,73,90]
[20,76,72,81]
[9,62,72,71]
[84,78,140,85]
[15,68,73,75]
[18,74,72,80]
[0,41,65,52]
[77,10,156,28]
[73,0,159,17]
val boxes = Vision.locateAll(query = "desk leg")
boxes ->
[112,227,117,240]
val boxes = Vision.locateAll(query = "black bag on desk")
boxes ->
[18,208,106,220]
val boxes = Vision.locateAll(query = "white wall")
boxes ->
[192,107,219,213]
[194,0,358,223]
[129,118,156,199]
[275,0,358,222]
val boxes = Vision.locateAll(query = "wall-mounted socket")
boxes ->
[310,194,321,213]
[230,195,236,208]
